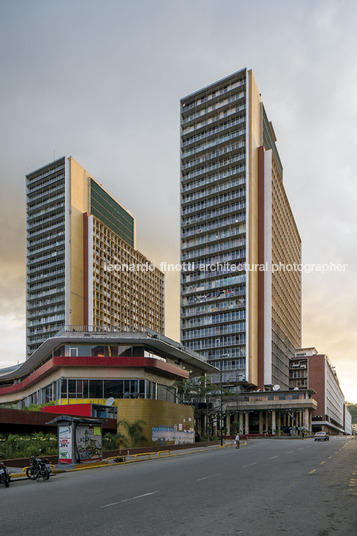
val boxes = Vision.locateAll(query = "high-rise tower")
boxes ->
[26,156,164,357]
[180,68,301,391]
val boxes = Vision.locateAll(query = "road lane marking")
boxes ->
[286,450,294,454]
[320,461,325,465]
[328,456,333,459]
[101,502,120,508]
[121,491,159,503]
[308,469,316,474]
[101,491,160,508]
[269,456,278,459]
[242,463,257,468]
[196,473,222,482]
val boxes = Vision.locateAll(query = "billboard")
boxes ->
[58,424,73,464]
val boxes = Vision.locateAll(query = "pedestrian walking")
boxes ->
[235,432,240,449]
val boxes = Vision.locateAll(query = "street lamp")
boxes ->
[220,362,223,446]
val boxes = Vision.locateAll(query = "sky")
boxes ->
[0,0,356,402]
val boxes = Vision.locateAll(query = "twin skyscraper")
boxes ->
[26,68,301,394]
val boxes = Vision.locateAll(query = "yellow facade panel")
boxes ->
[247,70,262,386]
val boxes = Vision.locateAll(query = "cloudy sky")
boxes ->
[1,0,356,402]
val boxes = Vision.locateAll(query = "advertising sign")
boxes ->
[58,424,73,464]
[75,425,102,462]
[152,426,195,445]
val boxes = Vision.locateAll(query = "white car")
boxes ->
[314,431,329,441]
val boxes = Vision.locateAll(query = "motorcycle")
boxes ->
[0,462,10,488]
[26,454,51,481]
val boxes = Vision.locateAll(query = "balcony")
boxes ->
[182,174,246,204]
[182,129,246,159]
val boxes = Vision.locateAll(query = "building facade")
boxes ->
[290,347,347,434]
[26,157,164,357]
[180,68,301,392]
[344,404,352,435]
[0,329,215,409]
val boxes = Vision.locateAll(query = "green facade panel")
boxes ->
[90,179,134,247]
[263,106,283,179]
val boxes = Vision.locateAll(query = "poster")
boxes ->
[58,424,73,464]
[75,425,102,462]
[152,426,194,445]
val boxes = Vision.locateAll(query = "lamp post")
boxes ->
[220,362,223,446]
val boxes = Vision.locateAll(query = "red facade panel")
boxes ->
[307,354,325,416]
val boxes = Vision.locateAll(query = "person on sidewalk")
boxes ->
[235,433,240,449]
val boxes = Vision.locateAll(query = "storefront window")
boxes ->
[89,380,103,398]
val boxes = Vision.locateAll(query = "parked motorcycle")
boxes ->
[26,454,51,481]
[0,462,10,488]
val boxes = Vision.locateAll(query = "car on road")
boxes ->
[314,431,329,441]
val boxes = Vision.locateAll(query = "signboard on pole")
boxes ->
[58,424,73,464]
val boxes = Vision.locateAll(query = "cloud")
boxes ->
[0,0,356,401]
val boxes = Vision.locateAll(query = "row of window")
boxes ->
[182,102,245,134]
[18,378,177,408]
[184,335,245,351]
[182,90,245,122]
[182,274,246,295]
[182,115,245,147]
[183,286,245,305]
[182,309,246,328]
[181,128,246,158]
[182,213,246,239]
[182,200,246,228]
[182,225,244,250]
[182,322,246,340]
[182,141,245,171]
[182,298,246,318]
[182,174,245,205]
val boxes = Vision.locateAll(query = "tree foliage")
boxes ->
[346,403,357,424]
[0,432,57,459]
[117,419,147,448]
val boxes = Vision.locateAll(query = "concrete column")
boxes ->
[213,414,218,436]
[239,412,244,434]
[309,411,312,432]
[277,411,281,431]
[304,409,309,429]
[245,412,249,435]
[226,413,231,436]
[283,413,286,427]
[272,410,276,434]
[202,414,207,436]
[259,412,264,434]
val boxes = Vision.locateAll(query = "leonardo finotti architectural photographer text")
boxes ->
[103,261,347,274]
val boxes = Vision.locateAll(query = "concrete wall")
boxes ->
[117,399,194,446]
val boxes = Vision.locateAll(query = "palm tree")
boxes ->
[102,432,127,450]
[117,419,147,448]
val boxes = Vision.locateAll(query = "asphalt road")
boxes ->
[2,437,357,536]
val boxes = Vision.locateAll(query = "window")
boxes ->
[89,380,103,398]
[61,379,67,399]
[69,347,78,357]
[92,346,105,357]
[104,380,124,399]
[68,380,77,399]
